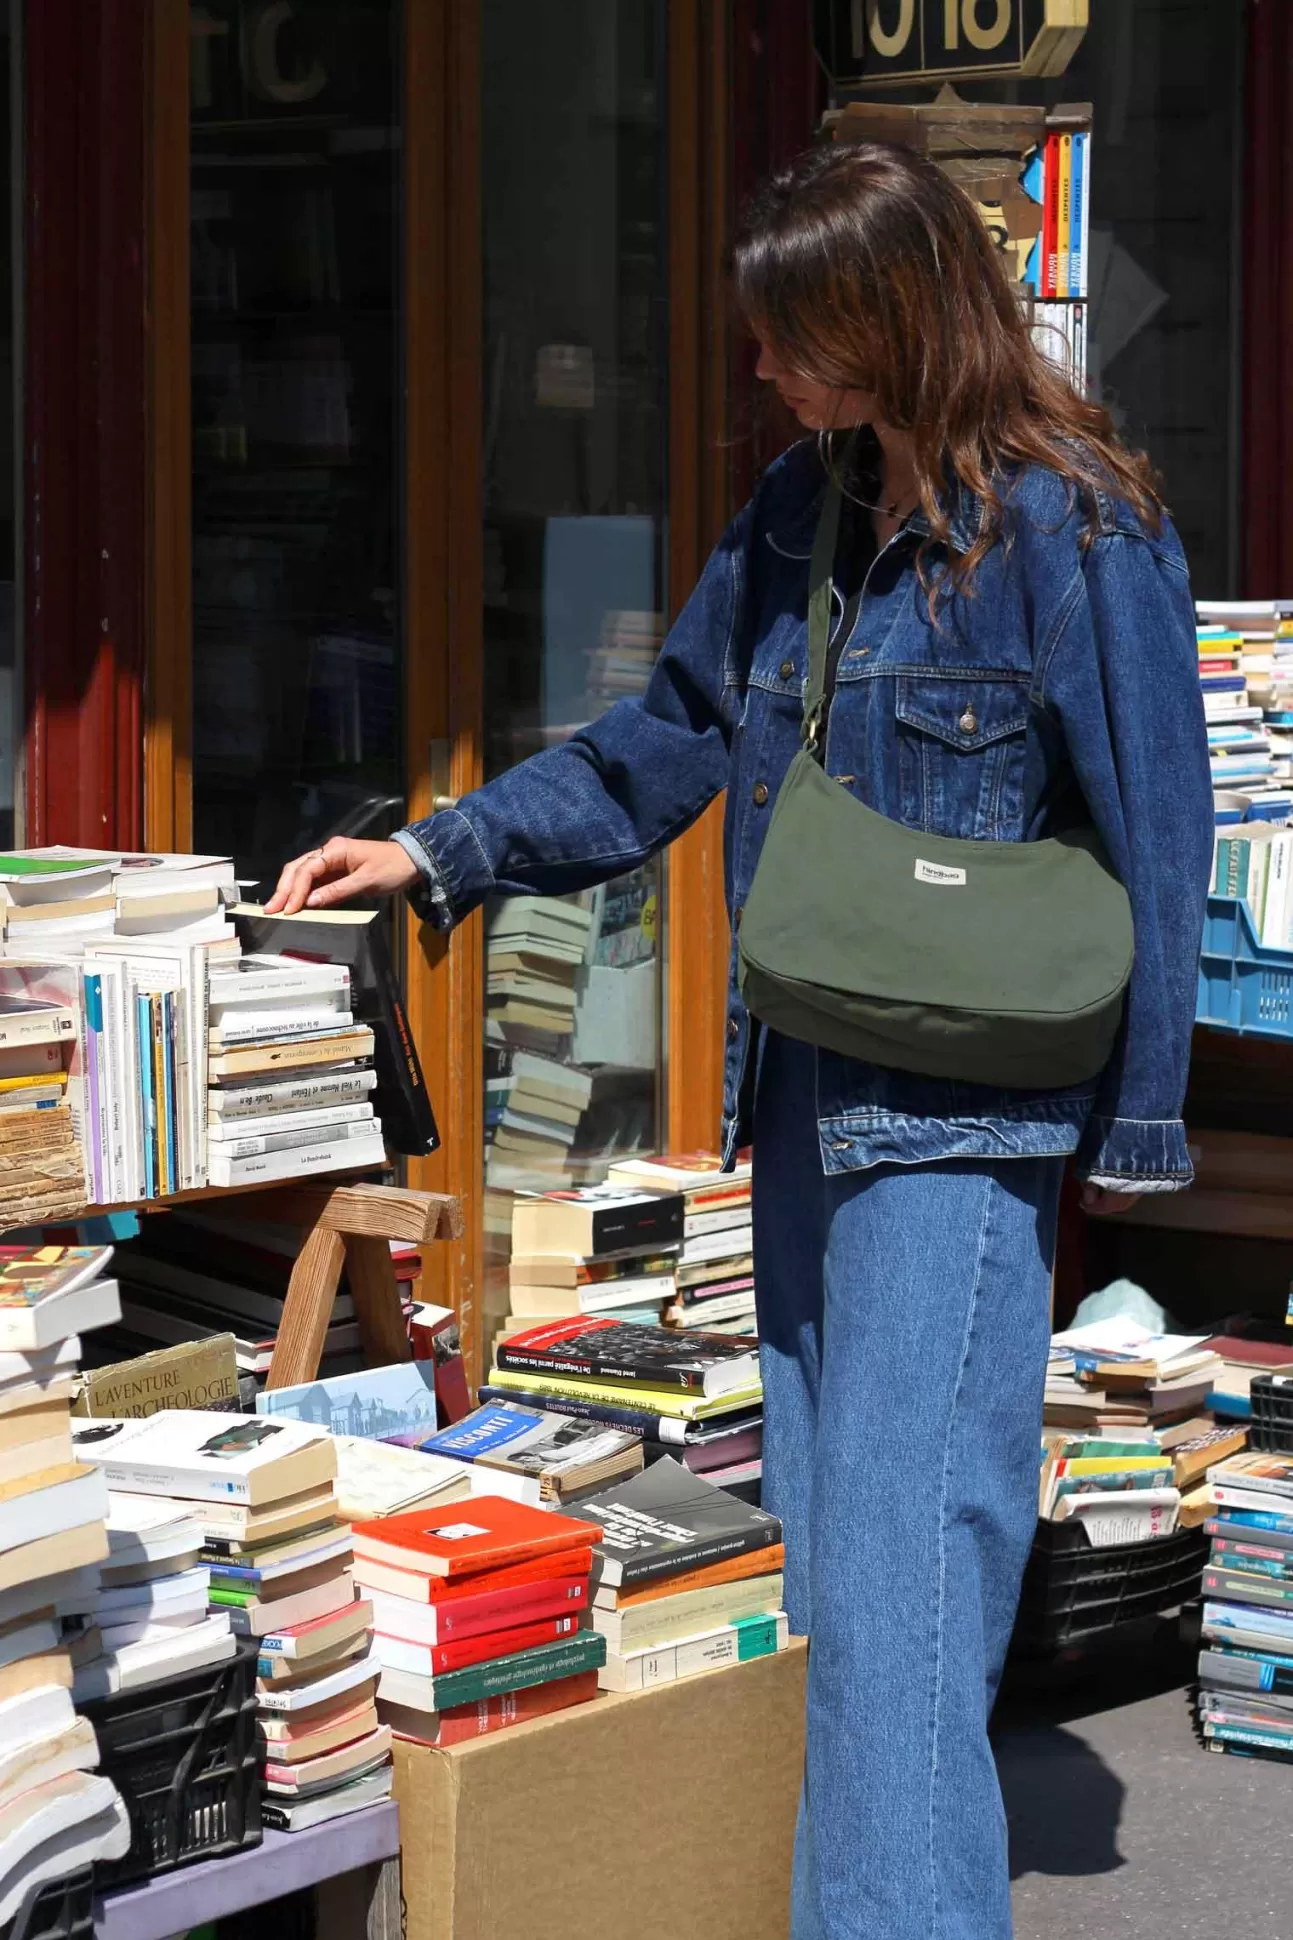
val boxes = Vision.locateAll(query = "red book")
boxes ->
[1042,133,1061,298]
[348,1546,594,1606]
[376,1612,586,1678]
[384,1667,601,1747]
[350,1495,600,1581]
[360,1572,589,1645]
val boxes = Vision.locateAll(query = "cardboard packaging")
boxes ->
[394,1640,807,1940]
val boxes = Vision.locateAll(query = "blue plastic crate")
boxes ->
[1197,893,1293,1037]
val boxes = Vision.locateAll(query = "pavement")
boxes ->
[994,1618,1293,1940]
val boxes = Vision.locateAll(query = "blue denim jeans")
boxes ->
[753,1031,1064,1940]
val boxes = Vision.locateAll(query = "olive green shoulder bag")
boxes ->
[735,482,1134,1089]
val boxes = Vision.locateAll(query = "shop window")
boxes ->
[478,1,670,1303]
[188,0,403,888]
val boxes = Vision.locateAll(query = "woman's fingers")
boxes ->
[264,849,332,915]
[265,839,421,915]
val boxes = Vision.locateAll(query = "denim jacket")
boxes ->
[395,440,1213,1190]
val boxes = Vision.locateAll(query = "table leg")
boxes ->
[344,1232,412,1367]
[264,1222,347,1389]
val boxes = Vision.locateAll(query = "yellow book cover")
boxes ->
[485,1364,762,1421]
[1056,133,1072,299]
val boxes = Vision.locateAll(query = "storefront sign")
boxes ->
[815,0,1088,87]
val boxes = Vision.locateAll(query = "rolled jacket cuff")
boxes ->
[1074,1113,1194,1192]
[391,825,461,932]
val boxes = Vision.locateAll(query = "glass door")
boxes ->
[477,0,671,1336]
[188,0,404,886]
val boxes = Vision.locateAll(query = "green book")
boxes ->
[0,854,111,879]
[208,1586,255,1608]
[384,1628,606,1712]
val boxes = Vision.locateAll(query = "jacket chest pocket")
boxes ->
[895,673,1030,839]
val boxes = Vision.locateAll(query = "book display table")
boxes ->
[78,1175,462,1387]
[92,1801,401,1940]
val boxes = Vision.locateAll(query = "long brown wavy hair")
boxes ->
[733,141,1163,590]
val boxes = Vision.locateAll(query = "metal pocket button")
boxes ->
[959,708,978,734]
[752,781,770,806]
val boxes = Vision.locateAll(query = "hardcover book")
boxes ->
[510,1187,684,1260]
[494,1318,758,1398]
[73,1335,240,1419]
[375,1626,606,1714]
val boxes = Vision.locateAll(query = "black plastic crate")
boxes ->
[1247,1374,1293,1452]
[1010,1518,1208,1657]
[0,1868,93,1940]
[81,1638,261,1887]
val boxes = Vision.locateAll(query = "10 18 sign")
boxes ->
[815,0,1088,87]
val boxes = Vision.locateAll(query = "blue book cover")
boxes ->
[255,1358,438,1440]
[136,994,155,1200]
[418,1403,548,1463]
[1069,132,1086,299]
[83,972,103,1206]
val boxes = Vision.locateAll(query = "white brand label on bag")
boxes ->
[914,859,967,886]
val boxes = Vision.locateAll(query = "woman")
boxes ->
[269,143,1212,1939]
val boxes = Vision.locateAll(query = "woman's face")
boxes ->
[753,331,877,431]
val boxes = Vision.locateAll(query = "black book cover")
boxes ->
[233,906,439,1156]
[580,1456,781,1589]
[587,1195,684,1255]
[494,1318,759,1396]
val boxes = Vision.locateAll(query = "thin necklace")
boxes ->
[842,482,918,520]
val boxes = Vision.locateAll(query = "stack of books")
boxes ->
[503,1183,685,1336]
[203,956,383,1190]
[480,1314,765,1497]
[579,1459,787,1691]
[0,850,236,959]
[1197,1451,1293,1762]
[607,1153,755,1338]
[0,960,86,1227]
[1034,1424,1246,1545]
[68,1408,392,1830]
[416,1399,644,1508]
[584,609,665,711]
[356,1494,605,1747]
[1198,600,1293,815]
[74,1494,233,1697]
[0,1244,132,1912]
[485,1050,593,1195]
[1044,1320,1224,1437]
[485,898,593,1069]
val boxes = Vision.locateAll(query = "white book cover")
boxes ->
[598,1611,789,1694]
[0,1619,61,1672]
[74,1611,236,1699]
[0,1564,100,1630]
[0,1466,107,1559]
[209,1117,379,1162]
[95,1565,210,1617]
[70,1410,336,1506]
[208,956,349,1006]
[0,1773,130,1926]
[207,1101,374,1142]
[0,1336,81,1390]
[104,1492,204,1566]
[260,1766,392,1831]
[209,1068,377,1117]
[209,1006,353,1046]
[98,1608,210,1649]
[332,1437,469,1522]
[207,1131,386,1189]
[0,1716,97,1810]
[0,1278,120,1355]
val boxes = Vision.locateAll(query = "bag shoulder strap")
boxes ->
[804,481,843,750]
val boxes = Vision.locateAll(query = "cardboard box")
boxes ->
[394,1641,807,1940]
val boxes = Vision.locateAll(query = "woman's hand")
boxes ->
[264,838,421,916]
[1080,1184,1141,1217]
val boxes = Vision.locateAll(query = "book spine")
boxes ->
[475,1382,690,1445]
[82,972,105,1207]
[1042,132,1060,299]
[1204,1721,1293,1755]
[1068,129,1084,299]
[151,993,169,1198]
[386,1613,584,1678]
[493,1342,706,1394]
[210,1070,377,1117]
[432,1578,589,1643]
[417,1628,607,1710]
[1077,130,1091,301]
[207,1130,386,1188]
[136,994,155,1200]
[209,1119,377,1161]
[163,991,179,1196]
[1198,1647,1293,1694]
[1056,133,1072,298]
[616,1524,781,1591]
[431,1668,600,1746]
[1204,1570,1293,1608]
